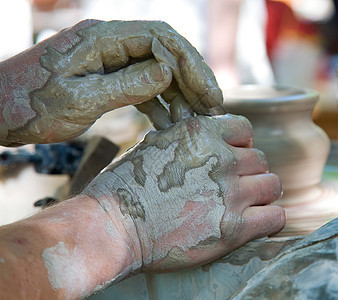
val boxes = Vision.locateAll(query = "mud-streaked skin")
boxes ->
[84,114,285,273]
[0,115,285,298]
[0,19,222,146]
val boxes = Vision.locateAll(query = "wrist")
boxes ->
[61,194,142,294]
[82,175,144,275]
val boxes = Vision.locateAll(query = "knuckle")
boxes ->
[238,115,254,133]
[223,114,254,141]
[226,113,252,128]
[225,147,239,167]
[71,19,101,32]
[253,148,266,159]
[78,19,97,26]
[153,20,173,31]
[253,148,269,166]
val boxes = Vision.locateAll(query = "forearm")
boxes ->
[0,194,137,299]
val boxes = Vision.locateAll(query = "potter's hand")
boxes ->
[83,115,285,272]
[0,19,221,146]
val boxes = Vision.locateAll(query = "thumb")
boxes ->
[110,59,172,108]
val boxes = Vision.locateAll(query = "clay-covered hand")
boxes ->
[83,114,285,273]
[0,19,221,146]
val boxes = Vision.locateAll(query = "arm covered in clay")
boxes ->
[0,19,222,146]
[0,115,285,299]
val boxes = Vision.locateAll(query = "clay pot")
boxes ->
[219,85,333,235]
[221,85,330,197]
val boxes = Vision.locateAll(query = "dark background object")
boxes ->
[0,141,86,176]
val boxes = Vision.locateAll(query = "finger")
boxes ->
[221,114,254,147]
[61,59,172,117]
[151,34,222,114]
[81,21,222,114]
[135,98,173,130]
[233,147,269,175]
[169,97,194,123]
[242,205,286,238]
[209,105,227,116]
[237,173,282,209]
[207,114,253,147]
[161,80,194,122]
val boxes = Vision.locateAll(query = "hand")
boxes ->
[0,20,222,145]
[83,114,285,272]
[0,114,285,299]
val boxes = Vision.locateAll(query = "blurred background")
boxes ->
[1,0,338,224]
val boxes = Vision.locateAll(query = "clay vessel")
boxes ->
[219,85,333,235]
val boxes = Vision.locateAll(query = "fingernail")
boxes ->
[152,37,178,69]
[149,62,172,83]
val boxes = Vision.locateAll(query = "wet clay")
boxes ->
[232,219,338,299]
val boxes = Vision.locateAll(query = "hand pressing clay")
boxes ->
[83,114,285,274]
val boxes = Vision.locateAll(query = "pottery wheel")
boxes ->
[275,167,338,236]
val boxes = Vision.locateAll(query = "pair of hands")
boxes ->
[0,20,285,273]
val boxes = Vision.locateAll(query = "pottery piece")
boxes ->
[232,218,338,299]
[219,85,338,235]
